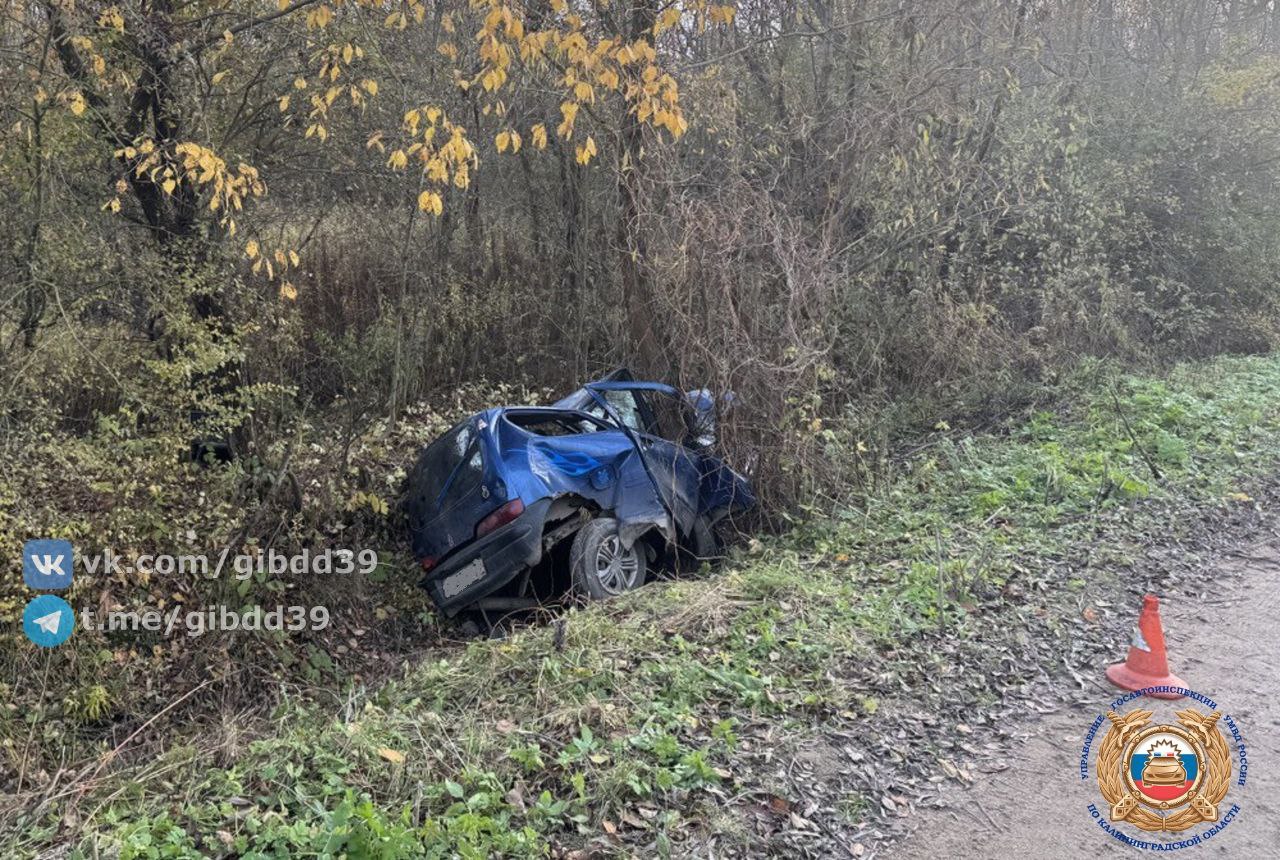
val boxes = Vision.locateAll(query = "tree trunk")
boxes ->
[17,89,47,349]
[615,0,665,376]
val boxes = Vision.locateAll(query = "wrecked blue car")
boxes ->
[404,372,754,616]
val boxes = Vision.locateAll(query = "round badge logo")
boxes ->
[1083,690,1247,847]
[1098,708,1232,831]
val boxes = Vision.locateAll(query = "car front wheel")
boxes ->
[569,517,647,600]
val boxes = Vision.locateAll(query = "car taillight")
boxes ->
[476,498,524,537]
[420,556,438,573]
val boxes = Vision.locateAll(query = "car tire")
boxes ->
[569,517,647,600]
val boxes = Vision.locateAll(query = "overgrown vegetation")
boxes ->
[5,3,1280,503]
[5,1,1280,856]
[5,354,1280,856]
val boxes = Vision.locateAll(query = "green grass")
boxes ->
[8,354,1280,858]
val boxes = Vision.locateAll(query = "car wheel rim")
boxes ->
[594,534,639,594]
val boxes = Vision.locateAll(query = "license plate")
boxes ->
[440,557,487,599]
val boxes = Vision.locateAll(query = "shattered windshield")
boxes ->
[559,387,646,432]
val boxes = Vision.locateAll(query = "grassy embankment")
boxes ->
[8,355,1280,858]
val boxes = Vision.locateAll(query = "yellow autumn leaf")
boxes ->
[654,6,681,34]
[69,92,87,116]
[496,130,510,153]
[417,190,443,215]
[557,101,578,138]
[388,150,407,169]
[531,123,548,150]
[306,4,333,30]
[574,135,598,165]
[245,239,260,259]
[98,7,125,33]
[425,157,447,182]
[279,282,298,301]
[361,79,378,96]
[211,70,229,86]
[378,747,406,764]
[710,5,737,25]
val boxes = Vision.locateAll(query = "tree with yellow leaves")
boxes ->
[20,0,735,321]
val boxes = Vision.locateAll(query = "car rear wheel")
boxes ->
[569,517,646,600]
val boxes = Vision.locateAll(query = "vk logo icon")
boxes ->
[23,539,74,590]
[23,595,75,647]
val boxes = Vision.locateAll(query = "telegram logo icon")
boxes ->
[23,595,75,647]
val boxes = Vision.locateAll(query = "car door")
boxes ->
[580,382,708,535]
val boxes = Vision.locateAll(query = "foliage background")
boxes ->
[4,0,1280,855]
[4,1,1279,503]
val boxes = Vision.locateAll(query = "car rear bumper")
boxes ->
[419,497,550,616]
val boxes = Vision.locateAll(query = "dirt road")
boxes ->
[891,542,1279,858]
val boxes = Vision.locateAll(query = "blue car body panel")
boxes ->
[405,377,755,614]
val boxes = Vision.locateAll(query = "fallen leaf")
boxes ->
[377,747,405,764]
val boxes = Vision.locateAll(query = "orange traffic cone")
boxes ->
[1105,594,1185,699]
